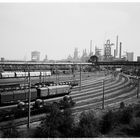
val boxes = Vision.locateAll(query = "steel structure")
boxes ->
[0,61,140,71]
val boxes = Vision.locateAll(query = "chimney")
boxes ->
[116,35,118,57]
[114,49,116,58]
[90,40,92,54]
[119,42,122,59]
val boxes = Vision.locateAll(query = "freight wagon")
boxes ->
[0,85,71,106]
[0,71,51,78]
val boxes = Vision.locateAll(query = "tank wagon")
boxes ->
[0,71,51,78]
[0,84,71,106]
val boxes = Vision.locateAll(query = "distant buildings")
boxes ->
[137,56,140,62]
[81,49,88,62]
[89,40,93,57]
[126,52,134,61]
[67,55,73,61]
[73,48,79,60]
[31,51,40,61]
[104,39,114,60]
[29,36,135,62]
[1,57,4,62]
[95,46,102,60]
[43,54,48,62]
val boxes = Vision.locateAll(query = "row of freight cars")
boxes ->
[0,71,51,78]
[0,84,72,106]
[0,80,79,92]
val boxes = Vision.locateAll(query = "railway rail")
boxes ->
[0,72,138,130]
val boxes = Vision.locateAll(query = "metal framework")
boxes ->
[0,61,140,71]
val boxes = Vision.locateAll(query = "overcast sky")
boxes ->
[0,3,140,60]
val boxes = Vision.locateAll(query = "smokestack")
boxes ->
[119,42,122,59]
[90,40,92,54]
[116,35,118,57]
[114,49,116,58]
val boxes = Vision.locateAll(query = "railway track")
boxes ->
[0,72,138,130]
[71,74,136,113]
[0,72,102,84]
[0,74,109,110]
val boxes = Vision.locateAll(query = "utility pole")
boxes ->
[43,71,45,83]
[27,70,31,129]
[102,79,105,109]
[39,71,41,83]
[55,64,58,85]
[137,77,139,98]
[72,64,75,81]
[79,64,82,91]
[55,64,58,94]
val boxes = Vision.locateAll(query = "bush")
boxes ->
[100,110,116,134]
[75,110,100,137]
[120,102,125,109]
[33,102,139,138]
[34,103,75,138]
[58,108,75,137]
[109,118,140,137]
[108,124,131,138]
[128,117,140,137]
[135,111,140,118]
[2,122,19,138]
[35,104,63,137]
[118,107,133,124]
[100,105,134,136]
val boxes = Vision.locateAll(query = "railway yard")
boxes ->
[0,70,139,132]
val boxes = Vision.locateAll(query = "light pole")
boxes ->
[27,70,31,129]
[102,79,105,109]
[79,63,82,91]
[137,77,139,98]
[39,71,41,83]
[72,64,75,81]
[55,64,58,85]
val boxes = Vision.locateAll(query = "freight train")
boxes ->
[0,80,78,92]
[0,84,71,106]
[0,71,51,78]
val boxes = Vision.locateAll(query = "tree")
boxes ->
[58,108,75,137]
[35,103,75,138]
[100,106,134,135]
[59,96,75,109]
[118,107,133,124]
[100,110,116,134]
[75,111,100,137]
[88,55,98,63]
[35,104,63,137]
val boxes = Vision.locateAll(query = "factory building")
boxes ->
[137,56,140,62]
[104,39,114,60]
[1,57,5,62]
[31,51,40,61]
[126,52,134,61]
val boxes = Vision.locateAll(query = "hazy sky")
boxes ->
[0,2,140,60]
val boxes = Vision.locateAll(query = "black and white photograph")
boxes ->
[0,0,140,138]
